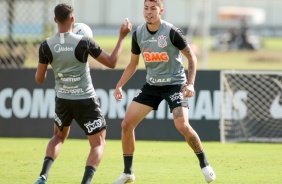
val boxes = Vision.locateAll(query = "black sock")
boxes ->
[123,154,133,174]
[81,166,96,184]
[39,156,54,180]
[195,151,209,169]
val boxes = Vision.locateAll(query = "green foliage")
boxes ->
[0,138,281,183]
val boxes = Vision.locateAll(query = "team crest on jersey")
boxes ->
[158,35,167,48]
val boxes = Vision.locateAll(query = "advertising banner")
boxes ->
[0,69,220,141]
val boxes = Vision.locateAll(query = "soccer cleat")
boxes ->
[201,165,216,183]
[112,173,135,184]
[34,176,46,184]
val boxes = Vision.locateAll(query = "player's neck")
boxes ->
[58,23,72,33]
[147,21,161,32]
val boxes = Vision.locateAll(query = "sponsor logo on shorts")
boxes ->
[84,119,102,133]
[169,92,183,102]
[135,89,142,98]
[54,114,62,126]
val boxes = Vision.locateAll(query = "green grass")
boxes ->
[24,36,282,70]
[0,138,281,183]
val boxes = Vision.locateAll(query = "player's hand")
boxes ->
[120,18,132,38]
[114,86,123,101]
[182,84,195,98]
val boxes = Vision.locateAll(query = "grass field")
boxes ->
[0,138,281,184]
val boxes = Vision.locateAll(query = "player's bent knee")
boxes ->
[176,124,194,136]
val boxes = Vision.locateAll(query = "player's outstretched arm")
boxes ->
[96,18,132,69]
[114,53,139,101]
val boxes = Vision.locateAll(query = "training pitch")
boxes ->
[0,138,281,183]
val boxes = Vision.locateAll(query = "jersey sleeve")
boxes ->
[131,31,141,55]
[38,40,52,64]
[170,27,188,50]
[75,37,102,62]
[87,37,103,58]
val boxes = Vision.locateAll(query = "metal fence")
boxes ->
[0,0,71,68]
[1,0,281,69]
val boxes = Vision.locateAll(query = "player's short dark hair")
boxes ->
[54,3,74,23]
[144,0,163,8]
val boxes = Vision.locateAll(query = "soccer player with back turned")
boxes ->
[34,3,132,184]
[113,0,216,183]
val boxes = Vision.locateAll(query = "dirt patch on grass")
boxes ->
[249,53,282,63]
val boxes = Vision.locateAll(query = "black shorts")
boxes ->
[133,83,189,112]
[54,96,107,135]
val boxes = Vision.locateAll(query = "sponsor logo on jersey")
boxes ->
[143,52,169,62]
[143,47,152,52]
[54,44,74,53]
[149,77,171,84]
[141,37,157,44]
[158,35,167,48]
[57,87,84,95]
[58,73,81,82]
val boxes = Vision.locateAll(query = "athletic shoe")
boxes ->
[201,165,216,183]
[34,176,46,184]
[112,173,135,184]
